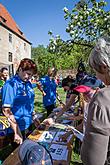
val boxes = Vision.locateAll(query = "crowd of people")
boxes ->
[42,36,110,165]
[0,36,110,165]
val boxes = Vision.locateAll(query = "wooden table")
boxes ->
[3,144,72,165]
[3,147,21,165]
[3,123,74,165]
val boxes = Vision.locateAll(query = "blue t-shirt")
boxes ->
[2,74,35,133]
[39,76,57,107]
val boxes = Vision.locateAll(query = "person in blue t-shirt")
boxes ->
[1,58,40,147]
[39,67,60,116]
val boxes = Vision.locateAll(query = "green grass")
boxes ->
[34,87,66,113]
[0,87,82,164]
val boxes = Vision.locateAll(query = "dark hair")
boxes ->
[48,67,57,77]
[62,76,75,87]
[0,67,8,73]
[17,58,37,74]
[77,59,86,73]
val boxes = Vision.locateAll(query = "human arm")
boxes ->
[32,111,40,128]
[55,94,77,121]
[75,121,83,132]
[1,81,23,144]
[56,91,65,105]
[2,107,23,144]
[58,130,73,142]
[36,81,46,96]
[42,94,78,126]
[66,114,83,121]
[58,120,83,142]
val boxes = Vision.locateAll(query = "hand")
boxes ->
[42,118,54,126]
[42,91,46,96]
[58,133,68,142]
[33,118,40,128]
[37,123,46,130]
[59,131,72,142]
[14,133,23,144]
[60,103,65,108]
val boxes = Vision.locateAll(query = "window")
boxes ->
[8,52,13,62]
[9,64,14,77]
[24,43,26,50]
[9,33,12,43]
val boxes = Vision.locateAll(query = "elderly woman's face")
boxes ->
[95,70,106,85]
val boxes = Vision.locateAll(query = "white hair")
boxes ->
[89,36,110,73]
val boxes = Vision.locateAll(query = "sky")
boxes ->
[0,0,76,47]
[0,0,110,47]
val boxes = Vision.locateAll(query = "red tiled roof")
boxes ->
[0,3,31,43]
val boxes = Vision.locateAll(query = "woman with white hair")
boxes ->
[81,36,110,165]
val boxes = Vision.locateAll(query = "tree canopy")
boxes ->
[64,0,110,43]
[48,0,110,60]
[32,0,110,76]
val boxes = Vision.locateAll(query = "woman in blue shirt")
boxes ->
[2,58,40,147]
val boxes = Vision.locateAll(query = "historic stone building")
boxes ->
[0,3,31,75]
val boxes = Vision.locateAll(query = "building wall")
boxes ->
[0,25,31,73]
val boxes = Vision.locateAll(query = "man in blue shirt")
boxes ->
[40,68,58,116]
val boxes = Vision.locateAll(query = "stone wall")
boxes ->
[0,25,31,73]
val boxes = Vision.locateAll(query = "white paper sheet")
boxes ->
[49,143,68,160]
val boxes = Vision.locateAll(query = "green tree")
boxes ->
[32,45,57,76]
[48,32,92,70]
[64,0,110,43]
[48,0,110,70]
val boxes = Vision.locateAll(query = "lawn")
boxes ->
[34,87,66,113]
[0,87,82,164]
